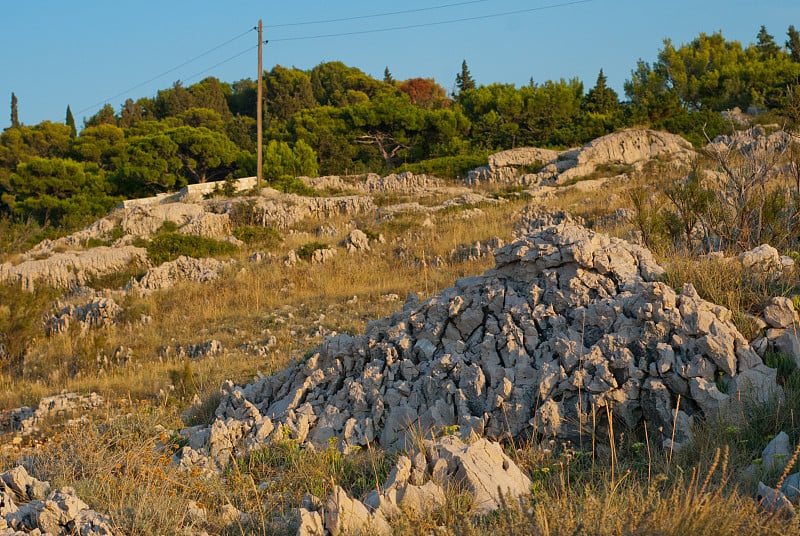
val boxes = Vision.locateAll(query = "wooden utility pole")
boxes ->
[256,19,263,187]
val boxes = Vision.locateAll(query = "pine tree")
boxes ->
[10,92,19,128]
[65,105,77,138]
[788,25,800,62]
[455,60,476,93]
[383,67,394,85]
[756,25,780,60]
[583,69,619,114]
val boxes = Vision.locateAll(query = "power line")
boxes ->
[77,27,255,115]
[269,0,592,42]
[265,0,491,28]
[182,45,258,86]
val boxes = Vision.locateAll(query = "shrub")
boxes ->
[146,232,237,264]
[232,225,282,247]
[296,241,328,261]
[396,154,489,179]
[272,177,319,196]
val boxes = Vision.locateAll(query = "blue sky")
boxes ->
[3,0,800,131]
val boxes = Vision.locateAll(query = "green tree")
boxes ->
[225,114,257,151]
[582,69,619,114]
[10,93,19,128]
[383,67,394,85]
[292,139,318,177]
[119,98,153,128]
[65,105,76,138]
[167,126,241,183]
[289,106,356,175]
[70,124,126,170]
[226,79,257,117]
[455,60,476,93]
[756,25,781,60]
[187,77,233,119]
[7,157,117,227]
[262,139,317,180]
[788,25,800,62]
[0,121,72,171]
[155,80,193,118]
[111,133,182,196]
[176,107,226,132]
[264,65,317,123]
[84,104,117,128]
[309,61,385,106]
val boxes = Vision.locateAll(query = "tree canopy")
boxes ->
[4,25,800,232]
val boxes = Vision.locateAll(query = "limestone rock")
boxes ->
[345,230,371,254]
[2,392,103,436]
[762,431,792,473]
[47,297,123,336]
[740,244,782,272]
[0,468,119,535]
[0,246,147,292]
[324,486,391,536]
[757,482,795,516]
[296,508,324,536]
[556,129,693,184]
[175,218,776,473]
[126,256,228,295]
[432,436,531,515]
[782,472,800,501]
[762,297,799,329]
[311,247,337,265]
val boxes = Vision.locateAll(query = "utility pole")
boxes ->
[256,19,263,187]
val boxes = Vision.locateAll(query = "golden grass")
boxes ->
[2,179,800,534]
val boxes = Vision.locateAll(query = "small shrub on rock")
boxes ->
[296,241,329,261]
[146,232,237,264]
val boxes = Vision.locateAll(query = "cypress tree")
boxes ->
[65,105,77,137]
[10,92,19,128]
[455,60,476,93]
[788,25,800,62]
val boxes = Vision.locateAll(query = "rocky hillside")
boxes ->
[2,127,800,534]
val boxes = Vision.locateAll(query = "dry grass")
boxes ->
[2,179,800,534]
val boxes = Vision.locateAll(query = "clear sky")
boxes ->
[3,0,800,131]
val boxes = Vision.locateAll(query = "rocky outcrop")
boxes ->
[467,148,561,186]
[466,130,693,187]
[0,246,147,292]
[46,297,123,336]
[555,129,693,183]
[344,230,371,254]
[751,297,800,369]
[0,466,118,534]
[1,392,104,436]
[175,219,777,474]
[296,435,530,534]
[303,172,442,194]
[227,191,376,230]
[125,256,228,295]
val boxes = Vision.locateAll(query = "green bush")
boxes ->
[296,241,328,261]
[396,154,489,179]
[146,232,237,264]
[271,177,319,196]
[232,225,282,247]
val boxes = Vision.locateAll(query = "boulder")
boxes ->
[740,244,782,272]
[762,297,799,329]
[345,230,371,254]
[432,436,531,515]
